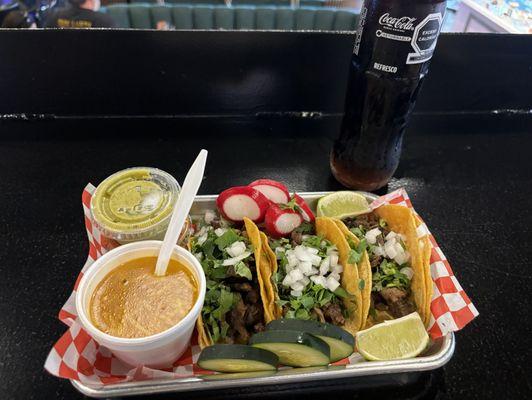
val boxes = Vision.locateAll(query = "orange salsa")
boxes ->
[89,256,198,338]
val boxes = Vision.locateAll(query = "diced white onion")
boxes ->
[227,241,246,257]
[365,228,381,244]
[194,252,203,261]
[222,251,251,266]
[326,276,340,292]
[394,242,405,255]
[197,234,208,245]
[298,261,312,275]
[307,247,319,255]
[329,272,340,282]
[319,257,330,275]
[300,276,310,286]
[289,269,304,282]
[287,252,298,268]
[332,264,343,274]
[308,267,319,276]
[294,246,312,262]
[329,253,339,267]
[400,267,414,280]
[395,251,410,266]
[384,241,398,259]
[282,275,293,287]
[291,282,305,291]
[290,290,302,297]
[204,210,216,224]
[214,228,227,237]
[373,245,385,257]
[326,246,338,255]
[385,231,396,240]
[310,254,322,266]
[368,227,382,236]
[310,275,327,287]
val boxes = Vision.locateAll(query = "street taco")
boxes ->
[262,217,363,336]
[338,205,431,327]
[190,215,273,348]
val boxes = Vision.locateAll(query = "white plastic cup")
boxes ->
[75,240,206,369]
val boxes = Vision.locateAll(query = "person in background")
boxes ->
[1,10,37,28]
[156,20,174,30]
[45,0,116,28]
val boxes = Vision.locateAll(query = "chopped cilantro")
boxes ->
[358,279,366,290]
[214,229,240,250]
[300,294,315,310]
[294,221,314,234]
[348,239,368,264]
[302,235,324,249]
[371,259,411,292]
[234,261,252,280]
[295,308,310,319]
[201,283,236,342]
[350,226,365,239]
[333,286,350,299]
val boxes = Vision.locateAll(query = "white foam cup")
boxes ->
[75,240,206,369]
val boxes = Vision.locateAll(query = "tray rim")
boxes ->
[70,191,455,398]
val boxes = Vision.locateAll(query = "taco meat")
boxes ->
[344,211,417,320]
[191,218,267,346]
[323,303,346,326]
[379,287,416,318]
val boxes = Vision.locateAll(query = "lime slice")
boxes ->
[356,313,429,361]
[316,191,371,218]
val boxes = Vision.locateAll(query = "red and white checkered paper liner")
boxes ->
[45,185,477,386]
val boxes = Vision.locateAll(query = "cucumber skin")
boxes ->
[266,319,355,347]
[317,336,354,362]
[198,344,279,370]
[249,330,330,359]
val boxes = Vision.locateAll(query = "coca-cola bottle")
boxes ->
[331,0,447,191]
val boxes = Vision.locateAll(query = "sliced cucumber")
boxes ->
[250,330,330,367]
[266,319,355,362]
[201,370,276,381]
[197,344,279,373]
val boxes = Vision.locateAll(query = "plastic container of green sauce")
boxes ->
[90,167,180,244]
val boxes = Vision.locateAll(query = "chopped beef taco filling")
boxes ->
[191,214,264,344]
[269,222,350,325]
[344,212,415,318]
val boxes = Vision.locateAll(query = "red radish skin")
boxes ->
[264,203,303,238]
[249,179,290,204]
[294,194,315,222]
[216,186,270,223]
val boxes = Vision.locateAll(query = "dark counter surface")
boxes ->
[0,113,530,399]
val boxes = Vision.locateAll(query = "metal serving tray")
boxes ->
[71,192,455,398]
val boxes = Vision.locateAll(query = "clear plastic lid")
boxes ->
[90,167,180,243]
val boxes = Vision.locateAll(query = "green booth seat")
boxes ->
[102,4,359,31]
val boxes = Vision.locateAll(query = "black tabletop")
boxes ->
[0,113,530,400]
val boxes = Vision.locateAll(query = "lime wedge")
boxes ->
[316,191,371,218]
[356,313,429,361]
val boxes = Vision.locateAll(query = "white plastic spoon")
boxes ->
[155,149,208,276]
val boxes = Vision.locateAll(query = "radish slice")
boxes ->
[264,203,303,238]
[249,179,290,204]
[216,186,270,223]
[293,194,315,222]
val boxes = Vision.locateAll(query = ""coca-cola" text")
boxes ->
[378,13,416,31]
